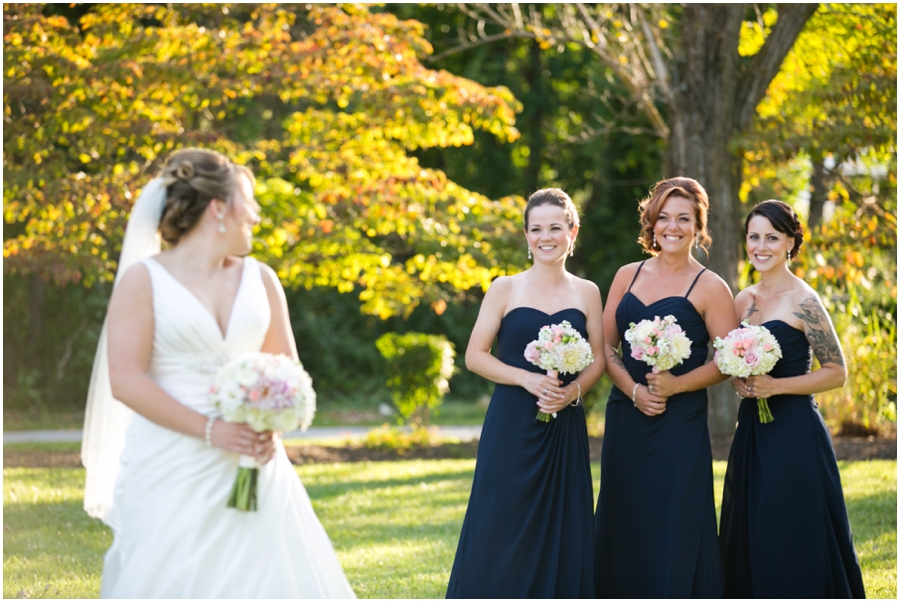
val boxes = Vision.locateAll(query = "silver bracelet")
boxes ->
[571,381,583,407]
[631,383,640,406]
[204,416,216,448]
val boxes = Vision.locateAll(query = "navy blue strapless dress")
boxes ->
[594,265,723,598]
[446,307,594,599]
[720,320,866,598]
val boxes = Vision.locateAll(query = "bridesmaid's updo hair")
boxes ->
[638,177,711,255]
[157,148,254,245]
[744,200,804,260]
[524,188,579,230]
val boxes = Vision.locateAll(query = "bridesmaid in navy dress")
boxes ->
[721,200,865,598]
[446,188,606,598]
[594,177,738,597]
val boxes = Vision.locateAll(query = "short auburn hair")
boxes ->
[637,177,711,255]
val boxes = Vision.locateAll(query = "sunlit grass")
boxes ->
[3,456,896,598]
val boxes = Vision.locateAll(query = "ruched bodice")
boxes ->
[615,293,709,384]
[447,306,594,598]
[497,307,585,384]
[142,257,270,415]
[720,318,865,598]
[762,319,813,379]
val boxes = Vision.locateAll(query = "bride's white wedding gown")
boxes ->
[100,256,356,598]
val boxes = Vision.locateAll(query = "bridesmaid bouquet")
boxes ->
[209,352,317,511]
[713,322,783,423]
[624,315,693,372]
[524,320,594,423]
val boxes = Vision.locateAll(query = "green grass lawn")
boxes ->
[4,457,896,598]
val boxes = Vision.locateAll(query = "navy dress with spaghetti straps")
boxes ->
[720,320,866,598]
[446,307,594,598]
[594,262,723,597]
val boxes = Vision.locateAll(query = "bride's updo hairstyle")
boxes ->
[524,188,580,230]
[637,176,711,255]
[744,200,804,260]
[157,148,254,245]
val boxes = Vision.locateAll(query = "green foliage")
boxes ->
[362,424,437,453]
[376,332,455,425]
[3,4,525,318]
[819,310,898,433]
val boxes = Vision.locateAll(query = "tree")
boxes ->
[741,4,896,228]
[441,3,818,437]
[3,4,525,319]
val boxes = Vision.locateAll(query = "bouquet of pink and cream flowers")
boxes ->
[624,315,693,373]
[209,352,316,511]
[524,320,594,423]
[713,322,783,423]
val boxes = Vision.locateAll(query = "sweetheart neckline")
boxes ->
[502,306,586,321]
[622,291,701,317]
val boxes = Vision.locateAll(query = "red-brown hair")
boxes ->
[637,177,711,255]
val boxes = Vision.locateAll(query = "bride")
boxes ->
[82,148,356,598]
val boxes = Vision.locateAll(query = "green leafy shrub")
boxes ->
[375,332,455,426]
[361,423,437,453]
[819,310,897,435]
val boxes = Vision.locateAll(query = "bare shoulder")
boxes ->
[610,261,643,292]
[696,268,733,301]
[571,274,602,298]
[115,260,152,293]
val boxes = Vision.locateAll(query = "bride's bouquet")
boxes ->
[713,322,783,423]
[209,352,316,511]
[624,315,693,373]
[524,320,594,423]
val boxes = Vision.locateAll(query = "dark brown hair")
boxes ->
[157,148,254,245]
[744,199,803,260]
[637,177,711,255]
[524,188,579,230]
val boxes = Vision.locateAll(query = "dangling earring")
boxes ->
[569,244,575,258]
[218,214,226,234]
[787,251,792,267]
[652,233,657,249]
[527,247,532,260]
[694,235,700,250]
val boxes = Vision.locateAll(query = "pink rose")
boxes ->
[763,343,772,351]
[647,346,658,355]
[744,350,760,368]
[632,347,644,360]
[643,336,652,344]
[249,389,261,402]
[524,341,541,364]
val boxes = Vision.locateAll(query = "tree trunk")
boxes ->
[808,153,827,230]
[667,5,745,440]
[28,273,47,369]
[524,38,545,195]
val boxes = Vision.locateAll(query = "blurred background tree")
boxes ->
[4,3,896,438]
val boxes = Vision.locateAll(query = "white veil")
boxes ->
[82,177,167,525]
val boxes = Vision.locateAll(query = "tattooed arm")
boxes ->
[745,293,848,398]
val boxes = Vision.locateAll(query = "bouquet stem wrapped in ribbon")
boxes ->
[624,314,693,375]
[209,352,317,511]
[713,322,783,423]
[524,320,594,423]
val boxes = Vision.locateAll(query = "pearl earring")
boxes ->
[695,235,700,250]
[527,247,532,260]
[787,251,792,267]
[218,214,226,234]
[569,245,575,258]
[652,233,657,249]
